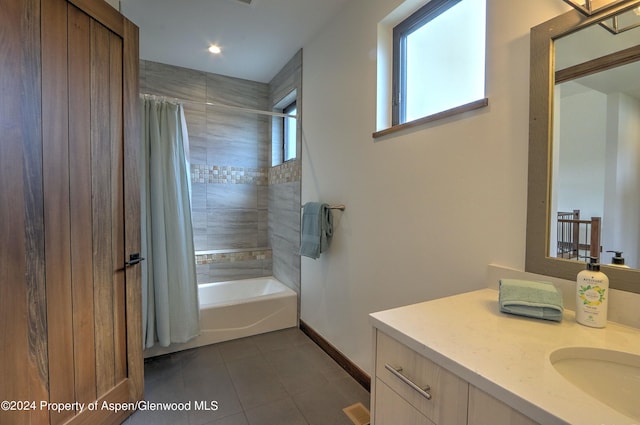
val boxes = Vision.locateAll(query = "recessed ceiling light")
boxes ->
[208,45,221,54]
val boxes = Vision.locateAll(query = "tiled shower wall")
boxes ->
[140,55,301,293]
[268,51,302,296]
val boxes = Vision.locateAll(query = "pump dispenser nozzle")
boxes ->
[586,256,600,271]
[606,250,625,265]
[606,250,629,268]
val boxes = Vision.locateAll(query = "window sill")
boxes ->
[372,98,489,139]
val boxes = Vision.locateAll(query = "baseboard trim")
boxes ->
[299,320,371,392]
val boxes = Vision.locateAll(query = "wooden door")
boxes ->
[0,1,142,425]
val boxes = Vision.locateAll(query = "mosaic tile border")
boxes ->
[269,159,301,184]
[191,160,301,185]
[191,165,268,185]
[195,249,272,265]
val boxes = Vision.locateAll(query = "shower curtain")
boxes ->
[140,95,199,349]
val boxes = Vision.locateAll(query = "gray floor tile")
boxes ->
[182,361,243,425]
[125,407,190,425]
[333,376,371,409]
[217,336,261,362]
[225,354,290,410]
[133,328,369,425]
[263,345,331,395]
[145,364,186,402]
[144,352,184,387]
[244,398,308,425]
[203,413,249,425]
[179,343,224,369]
[292,383,355,425]
[296,343,351,382]
[252,328,311,353]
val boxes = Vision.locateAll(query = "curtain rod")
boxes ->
[140,93,297,119]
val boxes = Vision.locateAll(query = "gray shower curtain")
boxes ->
[140,95,199,349]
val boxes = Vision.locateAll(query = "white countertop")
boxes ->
[369,288,640,425]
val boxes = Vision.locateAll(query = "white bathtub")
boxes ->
[144,276,297,358]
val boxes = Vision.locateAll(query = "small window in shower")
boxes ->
[272,89,298,166]
[283,100,297,162]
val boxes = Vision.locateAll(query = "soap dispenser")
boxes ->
[576,257,609,328]
[606,250,630,268]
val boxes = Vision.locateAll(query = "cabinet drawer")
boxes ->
[375,330,468,425]
[468,386,540,425]
[375,379,436,425]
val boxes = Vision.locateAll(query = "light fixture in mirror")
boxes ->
[599,5,640,33]
[563,0,640,33]
[563,0,632,15]
[526,0,640,294]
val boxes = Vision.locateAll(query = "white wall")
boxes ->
[301,0,569,373]
[603,93,640,267]
[105,0,120,11]
[555,88,607,219]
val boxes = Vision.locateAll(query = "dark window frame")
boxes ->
[392,0,463,125]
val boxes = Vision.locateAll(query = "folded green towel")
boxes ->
[499,279,564,322]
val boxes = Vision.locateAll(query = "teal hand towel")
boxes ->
[300,203,333,259]
[499,279,564,322]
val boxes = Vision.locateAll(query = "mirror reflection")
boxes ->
[551,22,640,269]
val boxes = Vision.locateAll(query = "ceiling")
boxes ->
[120,0,351,83]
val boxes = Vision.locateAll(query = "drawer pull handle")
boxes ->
[384,364,432,400]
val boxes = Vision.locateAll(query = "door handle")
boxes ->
[125,253,145,267]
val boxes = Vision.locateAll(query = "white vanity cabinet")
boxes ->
[371,329,539,425]
[467,386,539,425]
[372,330,468,425]
[370,289,640,425]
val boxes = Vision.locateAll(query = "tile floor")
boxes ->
[123,327,370,425]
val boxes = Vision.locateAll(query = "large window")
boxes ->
[392,0,486,125]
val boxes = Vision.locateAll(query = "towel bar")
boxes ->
[301,204,345,211]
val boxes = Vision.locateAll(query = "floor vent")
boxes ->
[343,402,370,425]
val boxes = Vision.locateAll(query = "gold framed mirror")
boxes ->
[526,0,640,293]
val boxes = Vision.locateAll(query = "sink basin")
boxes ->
[550,347,640,421]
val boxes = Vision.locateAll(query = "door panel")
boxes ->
[42,0,75,422]
[122,14,144,406]
[91,17,118,399]
[0,1,49,424]
[109,27,128,386]
[69,4,98,407]
[0,1,141,424]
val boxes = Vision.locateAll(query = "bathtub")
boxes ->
[144,276,297,358]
